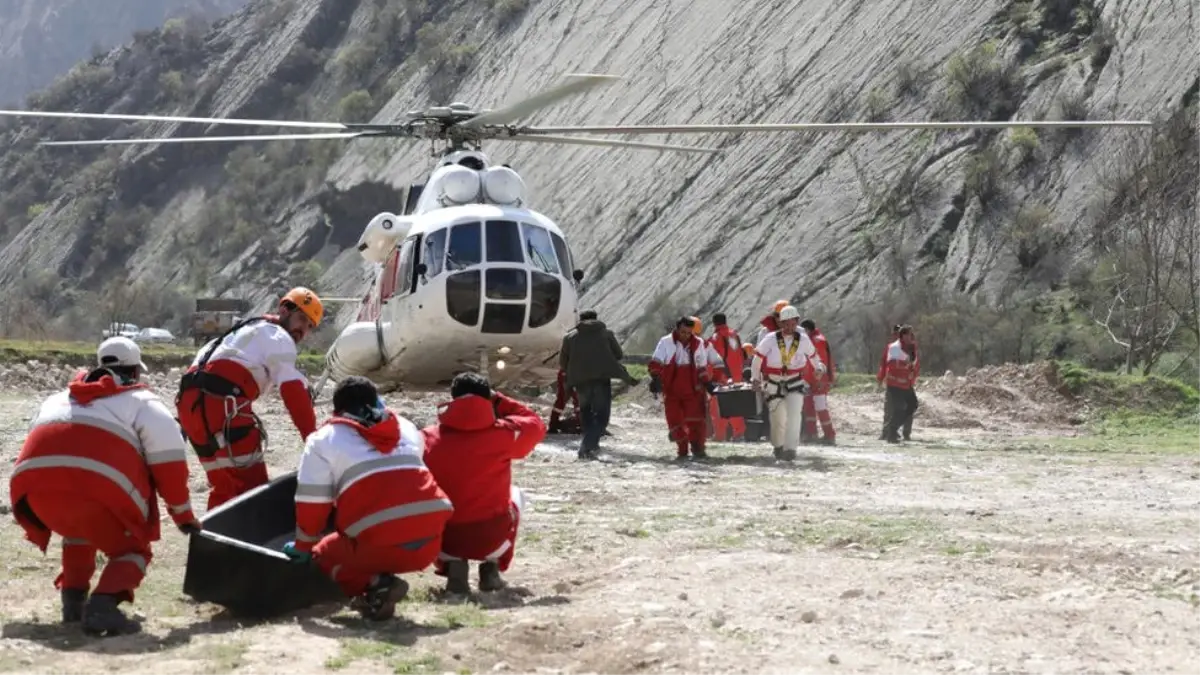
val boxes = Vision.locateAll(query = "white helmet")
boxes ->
[778,305,800,322]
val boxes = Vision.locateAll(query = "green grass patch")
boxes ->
[1054,360,1199,416]
[0,338,327,374]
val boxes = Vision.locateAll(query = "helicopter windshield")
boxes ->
[521,223,561,275]
[446,221,481,271]
[485,220,524,263]
[550,231,573,278]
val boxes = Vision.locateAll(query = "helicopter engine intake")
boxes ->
[438,165,482,205]
[481,166,525,206]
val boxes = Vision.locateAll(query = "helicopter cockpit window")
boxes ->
[485,220,524,263]
[446,221,481,271]
[422,227,447,280]
[395,235,418,296]
[521,223,561,275]
[550,232,573,279]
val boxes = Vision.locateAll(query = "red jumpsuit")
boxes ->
[423,393,546,574]
[707,327,747,441]
[176,316,317,509]
[801,327,837,442]
[10,371,198,602]
[293,411,454,598]
[649,332,711,458]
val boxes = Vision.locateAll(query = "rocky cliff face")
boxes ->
[0,0,1193,371]
[0,0,249,107]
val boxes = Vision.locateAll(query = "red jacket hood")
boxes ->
[68,369,146,405]
[808,327,824,339]
[760,315,779,331]
[326,410,401,454]
[436,395,496,432]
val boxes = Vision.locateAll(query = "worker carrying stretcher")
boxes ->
[176,287,323,509]
[750,305,825,461]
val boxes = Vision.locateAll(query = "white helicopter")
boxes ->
[0,73,1151,395]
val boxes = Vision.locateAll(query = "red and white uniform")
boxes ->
[176,317,317,509]
[10,372,197,602]
[751,330,822,452]
[877,339,918,389]
[649,333,711,457]
[801,327,837,441]
[293,411,453,597]
[707,326,747,441]
[422,393,545,574]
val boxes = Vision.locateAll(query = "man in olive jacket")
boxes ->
[560,310,638,459]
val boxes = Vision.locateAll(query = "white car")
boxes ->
[133,327,176,344]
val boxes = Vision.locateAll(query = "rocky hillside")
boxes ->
[0,0,249,107]
[0,0,1194,374]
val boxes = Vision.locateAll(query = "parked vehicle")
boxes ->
[191,298,251,346]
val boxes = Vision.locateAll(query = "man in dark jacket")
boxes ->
[559,310,637,460]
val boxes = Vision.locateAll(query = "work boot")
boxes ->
[81,593,141,637]
[351,574,409,621]
[772,446,785,459]
[690,444,708,460]
[61,588,87,623]
[820,436,837,446]
[443,559,471,595]
[478,562,507,592]
[781,448,798,461]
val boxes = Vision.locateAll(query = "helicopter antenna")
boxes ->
[0,72,1153,154]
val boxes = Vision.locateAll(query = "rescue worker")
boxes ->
[176,287,323,509]
[547,369,581,435]
[752,299,790,345]
[877,324,920,440]
[648,316,714,460]
[799,318,837,445]
[878,325,920,443]
[560,309,636,459]
[423,372,546,594]
[10,337,200,636]
[706,313,746,442]
[285,376,454,621]
[689,316,723,441]
[750,306,825,461]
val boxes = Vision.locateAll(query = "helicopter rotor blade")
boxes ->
[0,108,350,130]
[40,132,367,147]
[517,119,1154,135]
[457,74,621,129]
[503,133,722,155]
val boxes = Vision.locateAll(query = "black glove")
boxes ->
[177,520,202,536]
[704,380,718,394]
[648,376,662,395]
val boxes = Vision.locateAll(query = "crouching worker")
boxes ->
[285,376,454,621]
[423,372,546,594]
[9,337,200,636]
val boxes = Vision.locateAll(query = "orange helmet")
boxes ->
[772,299,789,314]
[689,315,703,336]
[281,287,323,326]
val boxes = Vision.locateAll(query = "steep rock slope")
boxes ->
[0,0,1193,368]
[0,0,249,107]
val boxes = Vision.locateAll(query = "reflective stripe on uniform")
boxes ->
[168,502,193,515]
[112,552,147,573]
[335,454,427,496]
[145,447,189,465]
[12,455,150,519]
[342,498,454,538]
[294,530,321,543]
[295,482,335,502]
[31,411,143,456]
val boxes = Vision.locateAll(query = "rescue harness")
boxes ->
[176,317,270,465]
[762,332,810,402]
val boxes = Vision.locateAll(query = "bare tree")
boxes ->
[1089,108,1197,375]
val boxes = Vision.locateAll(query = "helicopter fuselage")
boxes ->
[325,201,582,391]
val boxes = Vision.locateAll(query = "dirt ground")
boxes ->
[0,362,1197,674]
